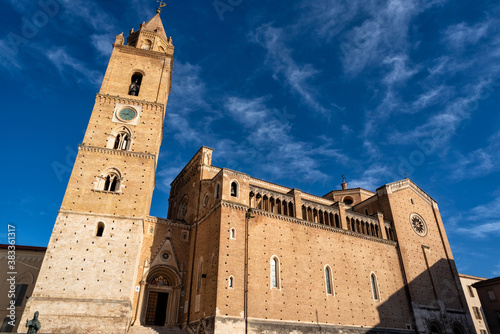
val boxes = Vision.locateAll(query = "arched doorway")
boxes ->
[429,321,442,334]
[140,266,181,327]
[452,323,465,334]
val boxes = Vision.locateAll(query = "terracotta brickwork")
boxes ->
[19,12,174,334]
[20,11,476,334]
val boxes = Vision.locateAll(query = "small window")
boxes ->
[14,283,28,307]
[211,253,216,267]
[142,39,152,50]
[467,285,474,297]
[230,182,238,197]
[473,306,482,320]
[325,266,333,295]
[228,276,234,288]
[197,259,203,291]
[365,209,369,215]
[96,222,105,237]
[480,330,487,334]
[230,228,236,239]
[215,183,220,199]
[128,73,143,96]
[343,196,353,205]
[370,273,379,300]
[488,290,496,300]
[271,257,279,289]
[411,198,415,204]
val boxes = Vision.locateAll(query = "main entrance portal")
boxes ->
[138,266,181,327]
[145,291,169,326]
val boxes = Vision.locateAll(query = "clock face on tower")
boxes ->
[118,107,137,121]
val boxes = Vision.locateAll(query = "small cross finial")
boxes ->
[404,172,407,178]
[156,0,167,14]
[342,174,346,182]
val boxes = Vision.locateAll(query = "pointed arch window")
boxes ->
[371,273,379,300]
[230,228,236,239]
[104,174,119,191]
[113,133,130,150]
[271,256,280,289]
[228,276,234,288]
[96,168,122,193]
[108,126,132,151]
[177,195,189,220]
[325,266,333,295]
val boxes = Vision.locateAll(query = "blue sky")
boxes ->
[1,0,499,278]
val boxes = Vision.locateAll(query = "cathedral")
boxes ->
[19,8,475,334]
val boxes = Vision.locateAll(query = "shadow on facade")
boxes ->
[366,257,473,334]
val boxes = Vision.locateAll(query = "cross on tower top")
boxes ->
[157,0,167,14]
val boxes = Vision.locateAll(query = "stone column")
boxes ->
[338,202,347,230]
[377,212,388,239]
[136,281,147,324]
[290,189,302,219]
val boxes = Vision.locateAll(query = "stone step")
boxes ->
[127,325,187,334]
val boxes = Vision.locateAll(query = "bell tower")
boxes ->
[20,9,174,334]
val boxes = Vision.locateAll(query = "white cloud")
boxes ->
[349,164,393,191]
[90,34,115,58]
[0,39,23,71]
[411,85,450,111]
[453,192,500,239]
[57,0,117,32]
[455,222,500,239]
[252,24,328,114]
[45,47,103,87]
[164,61,217,145]
[156,165,185,192]
[169,62,210,114]
[443,22,489,50]
[493,262,500,276]
[449,130,500,181]
[388,80,493,145]
[382,55,418,85]
[337,0,442,76]
[222,96,349,181]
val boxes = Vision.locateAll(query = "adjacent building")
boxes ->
[473,277,500,334]
[459,273,490,334]
[0,245,46,333]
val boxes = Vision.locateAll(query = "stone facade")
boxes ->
[19,10,475,334]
